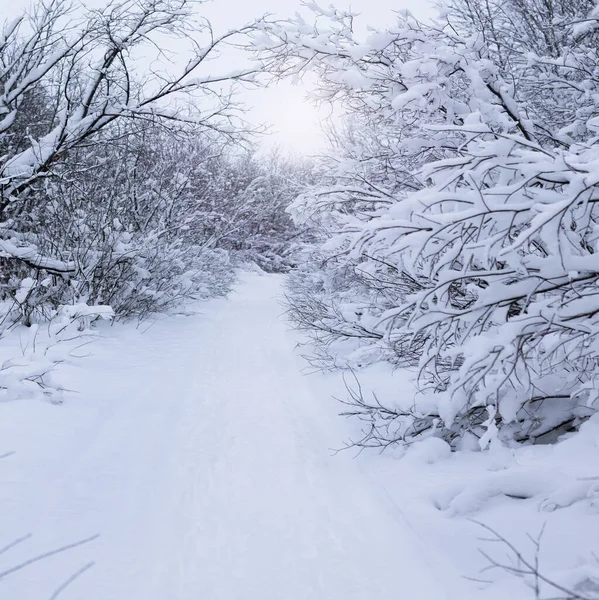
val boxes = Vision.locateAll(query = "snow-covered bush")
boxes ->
[195,149,314,274]
[0,0,269,401]
[9,124,237,320]
[0,0,274,328]
[0,303,112,403]
[258,0,599,447]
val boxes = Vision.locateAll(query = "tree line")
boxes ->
[4,0,599,450]
[257,0,599,449]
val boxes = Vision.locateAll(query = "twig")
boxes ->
[0,534,99,580]
[0,534,32,558]
[47,561,95,600]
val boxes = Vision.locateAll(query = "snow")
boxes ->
[322,363,599,599]
[0,273,461,600]
[0,273,596,599]
[0,239,76,274]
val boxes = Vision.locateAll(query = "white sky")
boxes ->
[3,0,434,153]
[200,0,435,153]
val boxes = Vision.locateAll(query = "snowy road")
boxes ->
[0,274,456,599]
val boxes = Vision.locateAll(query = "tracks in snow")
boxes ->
[0,274,458,600]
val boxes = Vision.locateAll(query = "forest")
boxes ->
[1,0,599,598]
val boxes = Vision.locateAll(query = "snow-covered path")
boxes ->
[0,274,456,599]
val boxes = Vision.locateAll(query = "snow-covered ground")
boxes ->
[0,273,597,599]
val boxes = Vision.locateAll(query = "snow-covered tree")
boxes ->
[0,0,276,401]
[200,149,314,273]
[0,0,261,279]
[11,123,236,321]
[258,0,599,447]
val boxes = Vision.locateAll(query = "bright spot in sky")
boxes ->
[4,0,433,155]
[251,82,330,155]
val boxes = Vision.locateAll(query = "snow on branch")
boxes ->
[277,0,599,446]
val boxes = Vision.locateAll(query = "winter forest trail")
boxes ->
[0,274,457,600]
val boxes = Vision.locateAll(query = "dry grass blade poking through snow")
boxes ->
[0,452,99,598]
[0,534,98,599]
[474,521,599,600]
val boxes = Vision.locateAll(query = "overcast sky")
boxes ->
[5,0,434,153]
[199,0,435,153]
